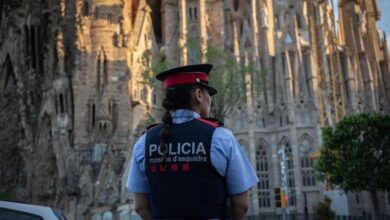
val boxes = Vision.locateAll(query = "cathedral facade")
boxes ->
[0,0,389,219]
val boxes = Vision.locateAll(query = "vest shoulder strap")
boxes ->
[145,123,162,132]
[196,118,224,128]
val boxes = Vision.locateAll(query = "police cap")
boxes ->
[156,64,218,96]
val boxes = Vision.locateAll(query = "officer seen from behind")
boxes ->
[127,64,258,220]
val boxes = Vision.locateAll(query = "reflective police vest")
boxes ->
[145,118,227,219]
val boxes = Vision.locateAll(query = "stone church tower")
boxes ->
[0,0,389,219]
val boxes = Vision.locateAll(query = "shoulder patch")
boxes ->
[196,118,224,128]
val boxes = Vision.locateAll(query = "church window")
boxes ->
[94,7,99,19]
[92,104,95,126]
[0,0,3,24]
[107,13,113,24]
[97,48,108,92]
[281,52,286,74]
[296,13,302,28]
[59,93,65,113]
[275,15,280,30]
[108,98,116,129]
[189,8,193,20]
[188,29,200,64]
[82,1,89,16]
[303,54,311,97]
[289,189,297,206]
[24,25,29,56]
[193,7,198,20]
[92,143,107,161]
[188,7,198,21]
[108,99,116,116]
[300,138,316,187]
[256,143,271,208]
[30,26,36,69]
[233,0,239,11]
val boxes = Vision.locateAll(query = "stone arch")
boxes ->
[278,136,289,149]
[0,54,17,96]
[297,133,315,147]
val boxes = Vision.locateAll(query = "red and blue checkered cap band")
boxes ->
[163,72,208,88]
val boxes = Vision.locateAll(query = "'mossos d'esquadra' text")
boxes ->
[149,142,207,164]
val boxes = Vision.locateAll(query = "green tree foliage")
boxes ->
[142,36,265,120]
[313,196,336,220]
[315,113,390,219]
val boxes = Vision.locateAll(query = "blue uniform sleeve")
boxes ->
[126,134,149,193]
[210,127,259,195]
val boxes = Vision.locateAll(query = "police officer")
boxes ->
[127,64,258,220]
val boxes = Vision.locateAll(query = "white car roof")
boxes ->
[0,200,59,220]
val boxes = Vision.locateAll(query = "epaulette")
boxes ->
[196,117,224,128]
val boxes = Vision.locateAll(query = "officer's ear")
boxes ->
[193,87,204,104]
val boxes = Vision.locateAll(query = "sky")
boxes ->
[377,0,390,48]
[332,0,390,48]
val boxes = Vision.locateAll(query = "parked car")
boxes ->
[0,200,67,220]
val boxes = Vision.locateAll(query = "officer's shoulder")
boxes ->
[196,117,224,128]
